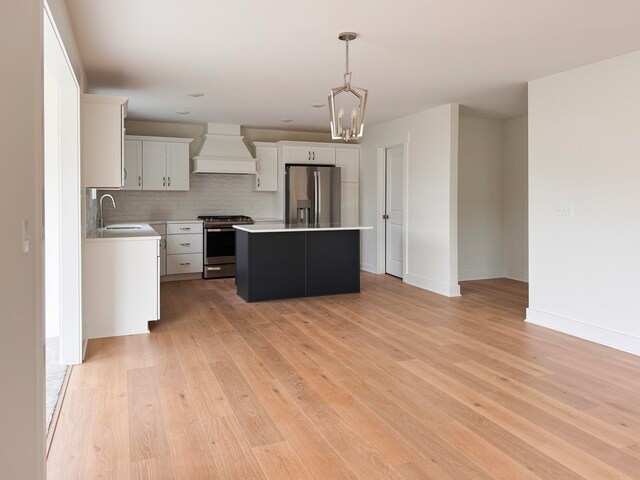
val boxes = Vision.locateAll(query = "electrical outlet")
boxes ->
[556,202,573,217]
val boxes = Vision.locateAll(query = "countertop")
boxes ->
[85,223,161,241]
[233,223,373,233]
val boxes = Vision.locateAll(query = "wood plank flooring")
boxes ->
[47,274,640,479]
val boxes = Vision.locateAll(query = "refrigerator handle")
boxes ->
[317,170,322,224]
[313,170,318,224]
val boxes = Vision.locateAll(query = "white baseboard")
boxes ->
[360,263,377,274]
[526,308,640,356]
[404,273,461,297]
[87,328,150,340]
[459,267,504,281]
[503,268,528,283]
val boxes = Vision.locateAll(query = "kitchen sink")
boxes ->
[105,224,143,230]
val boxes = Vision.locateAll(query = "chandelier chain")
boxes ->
[345,39,350,81]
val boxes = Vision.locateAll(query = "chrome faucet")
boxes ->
[98,194,116,228]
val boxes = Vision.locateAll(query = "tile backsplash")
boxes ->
[98,174,280,225]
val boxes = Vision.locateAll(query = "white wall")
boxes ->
[503,115,528,282]
[0,0,45,478]
[458,117,505,280]
[360,104,460,297]
[527,50,640,355]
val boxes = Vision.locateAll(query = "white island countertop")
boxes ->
[234,223,373,233]
[86,223,161,241]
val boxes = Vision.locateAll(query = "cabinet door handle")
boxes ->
[138,175,141,187]
[308,151,311,161]
[123,168,128,180]
[163,176,166,187]
[168,176,171,187]
[257,178,261,188]
[163,238,167,249]
[179,262,191,266]
[313,152,315,161]
[179,242,191,247]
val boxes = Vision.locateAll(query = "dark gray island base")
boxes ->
[234,224,371,302]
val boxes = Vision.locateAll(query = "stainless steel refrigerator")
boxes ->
[285,165,341,225]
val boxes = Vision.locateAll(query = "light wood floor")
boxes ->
[48,274,640,479]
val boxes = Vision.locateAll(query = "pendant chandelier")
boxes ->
[328,32,368,141]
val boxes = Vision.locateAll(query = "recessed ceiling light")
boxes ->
[176,110,191,115]
[310,103,326,108]
[188,93,205,97]
[280,118,294,123]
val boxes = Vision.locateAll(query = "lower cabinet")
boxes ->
[167,253,203,275]
[150,223,167,276]
[84,238,159,338]
[166,221,203,275]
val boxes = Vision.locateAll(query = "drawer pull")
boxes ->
[207,267,222,271]
[179,242,191,247]
[179,262,191,266]
[179,227,191,231]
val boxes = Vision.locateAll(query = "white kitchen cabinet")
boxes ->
[253,142,278,191]
[167,233,202,254]
[166,142,190,190]
[336,147,359,183]
[123,140,142,190]
[82,94,128,189]
[166,221,203,275]
[84,237,159,338]
[282,143,336,165]
[167,253,202,274]
[150,223,167,276]
[341,182,359,225]
[142,140,167,190]
[127,135,192,191]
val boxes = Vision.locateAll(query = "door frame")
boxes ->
[375,134,409,277]
[44,2,83,365]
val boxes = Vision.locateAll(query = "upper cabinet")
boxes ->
[253,142,278,192]
[335,147,360,224]
[282,143,336,165]
[123,140,142,190]
[81,94,128,189]
[124,136,193,191]
[335,147,359,183]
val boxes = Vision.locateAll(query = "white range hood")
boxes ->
[192,123,257,174]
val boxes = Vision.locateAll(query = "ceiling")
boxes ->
[66,0,640,131]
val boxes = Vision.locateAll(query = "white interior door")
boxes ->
[385,146,404,278]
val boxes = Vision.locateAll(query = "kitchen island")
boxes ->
[234,224,372,302]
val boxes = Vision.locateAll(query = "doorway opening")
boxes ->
[457,113,529,310]
[43,2,82,442]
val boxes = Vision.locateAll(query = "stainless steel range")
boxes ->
[198,215,254,279]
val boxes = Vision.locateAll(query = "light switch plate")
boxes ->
[22,219,30,253]
[556,202,573,216]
